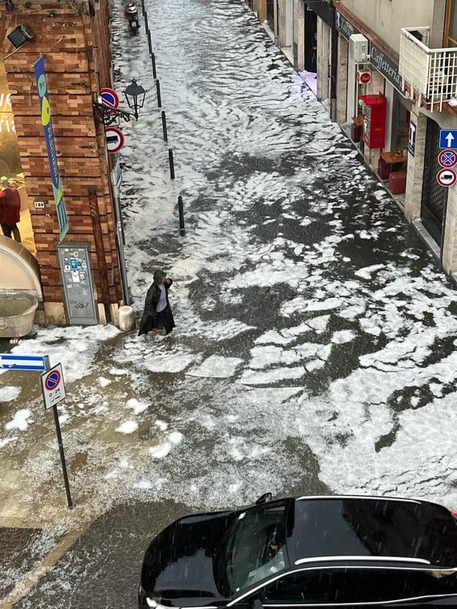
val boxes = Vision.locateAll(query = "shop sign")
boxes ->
[357,70,372,84]
[34,55,69,242]
[408,122,416,156]
[369,44,405,95]
[304,0,334,27]
[335,11,360,40]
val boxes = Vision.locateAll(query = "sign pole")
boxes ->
[44,356,73,508]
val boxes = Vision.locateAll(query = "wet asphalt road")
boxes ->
[9,0,457,607]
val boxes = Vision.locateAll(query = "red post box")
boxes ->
[360,94,386,149]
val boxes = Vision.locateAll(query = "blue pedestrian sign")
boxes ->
[0,354,46,371]
[440,130,457,149]
[438,149,457,168]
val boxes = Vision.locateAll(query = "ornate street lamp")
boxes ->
[124,79,145,120]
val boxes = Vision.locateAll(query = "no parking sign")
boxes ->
[41,363,66,410]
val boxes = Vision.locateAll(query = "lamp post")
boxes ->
[124,79,146,120]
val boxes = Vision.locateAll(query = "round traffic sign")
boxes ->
[438,149,457,168]
[45,369,61,391]
[437,168,457,187]
[105,126,125,154]
[100,87,120,109]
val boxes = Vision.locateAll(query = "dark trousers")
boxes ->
[1,224,21,243]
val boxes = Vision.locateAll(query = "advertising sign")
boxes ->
[34,55,69,242]
[369,44,404,94]
[335,11,360,40]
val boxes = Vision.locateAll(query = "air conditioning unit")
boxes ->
[349,34,369,63]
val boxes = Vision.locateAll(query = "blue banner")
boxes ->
[34,55,69,242]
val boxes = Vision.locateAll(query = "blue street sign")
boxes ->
[440,130,457,149]
[0,354,46,371]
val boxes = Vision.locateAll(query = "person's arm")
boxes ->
[144,286,158,316]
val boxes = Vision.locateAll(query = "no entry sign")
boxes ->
[105,126,125,153]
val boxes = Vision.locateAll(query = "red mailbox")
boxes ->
[360,94,386,149]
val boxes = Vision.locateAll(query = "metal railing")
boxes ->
[399,26,457,111]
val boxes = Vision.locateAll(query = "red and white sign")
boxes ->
[41,363,66,410]
[437,168,457,188]
[357,70,372,84]
[100,88,120,108]
[105,126,125,154]
[438,149,457,168]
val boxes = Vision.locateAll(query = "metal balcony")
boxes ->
[399,26,457,111]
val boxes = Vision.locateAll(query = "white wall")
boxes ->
[338,0,442,53]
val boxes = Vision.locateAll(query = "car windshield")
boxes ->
[214,501,290,597]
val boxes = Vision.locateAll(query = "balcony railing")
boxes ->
[399,26,457,111]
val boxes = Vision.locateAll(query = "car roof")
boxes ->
[285,495,457,568]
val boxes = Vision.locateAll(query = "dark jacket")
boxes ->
[138,279,173,336]
[0,188,20,225]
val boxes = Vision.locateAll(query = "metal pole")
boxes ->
[147,30,153,56]
[161,110,168,142]
[44,356,73,509]
[144,11,149,32]
[111,179,131,305]
[151,52,157,79]
[155,79,162,108]
[440,191,449,272]
[168,148,175,180]
[141,0,145,16]
[273,0,279,45]
[178,195,185,235]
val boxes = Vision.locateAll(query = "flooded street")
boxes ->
[3,0,457,606]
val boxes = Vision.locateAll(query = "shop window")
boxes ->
[446,0,457,47]
[0,61,22,177]
[0,59,37,255]
[391,89,410,155]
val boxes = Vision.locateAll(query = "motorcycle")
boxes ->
[125,3,139,34]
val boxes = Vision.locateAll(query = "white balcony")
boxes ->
[399,26,457,111]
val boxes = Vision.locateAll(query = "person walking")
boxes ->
[0,176,21,243]
[138,269,175,338]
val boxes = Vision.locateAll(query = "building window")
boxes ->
[446,0,457,46]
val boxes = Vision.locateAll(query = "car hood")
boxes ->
[141,510,234,606]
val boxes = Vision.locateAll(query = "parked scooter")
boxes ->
[125,3,139,34]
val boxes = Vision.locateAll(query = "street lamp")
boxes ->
[124,79,145,120]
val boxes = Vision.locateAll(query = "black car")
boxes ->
[139,494,457,608]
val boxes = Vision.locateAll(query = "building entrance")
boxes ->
[0,60,37,256]
[421,118,447,246]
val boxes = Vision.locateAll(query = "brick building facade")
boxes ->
[0,0,124,325]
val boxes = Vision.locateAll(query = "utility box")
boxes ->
[349,34,369,63]
[361,94,387,149]
[57,243,98,325]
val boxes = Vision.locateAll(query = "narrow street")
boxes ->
[3,0,457,606]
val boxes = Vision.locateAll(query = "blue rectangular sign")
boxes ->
[0,354,46,371]
[440,129,457,149]
[34,55,69,242]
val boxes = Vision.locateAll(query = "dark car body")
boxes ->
[139,495,457,609]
